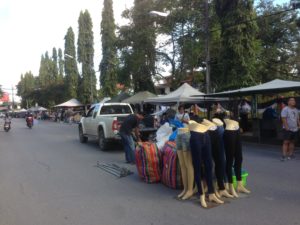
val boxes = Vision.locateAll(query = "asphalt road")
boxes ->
[0,119,299,225]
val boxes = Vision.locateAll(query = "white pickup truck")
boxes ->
[78,102,134,151]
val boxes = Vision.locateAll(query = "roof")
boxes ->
[198,79,300,97]
[54,99,84,107]
[122,91,157,104]
[145,83,205,104]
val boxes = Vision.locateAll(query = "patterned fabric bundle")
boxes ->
[161,141,183,189]
[135,142,161,183]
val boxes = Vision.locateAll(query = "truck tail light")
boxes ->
[112,118,119,132]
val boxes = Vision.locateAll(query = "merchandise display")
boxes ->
[223,119,251,196]
[135,117,251,209]
[188,121,224,208]
[161,141,183,189]
[202,119,233,198]
[135,142,161,183]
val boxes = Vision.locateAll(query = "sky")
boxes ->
[0,0,288,101]
[0,0,134,101]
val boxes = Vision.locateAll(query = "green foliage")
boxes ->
[117,0,157,93]
[64,27,79,99]
[100,0,118,97]
[215,0,260,91]
[256,0,300,82]
[77,10,97,104]
[58,48,64,83]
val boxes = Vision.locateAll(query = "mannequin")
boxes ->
[188,121,224,208]
[212,118,233,197]
[223,119,251,197]
[176,127,194,200]
[202,119,233,198]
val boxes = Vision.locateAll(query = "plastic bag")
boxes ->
[156,123,173,150]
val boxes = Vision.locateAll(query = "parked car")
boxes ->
[79,103,134,151]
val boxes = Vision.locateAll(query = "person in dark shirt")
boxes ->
[119,112,145,164]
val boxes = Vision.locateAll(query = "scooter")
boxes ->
[26,116,34,128]
[4,118,11,132]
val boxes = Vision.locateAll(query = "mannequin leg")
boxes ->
[235,133,250,194]
[224,131,239,197]
[181,151,194,200]
[200,194,207,208]
[177,150,188,198]
[190,132,204,197]
[229,183,239,198]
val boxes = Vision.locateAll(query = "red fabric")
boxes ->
[135,142,161,183]
[161,141,183,189]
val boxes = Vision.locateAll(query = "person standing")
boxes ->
[175,105,190,124]
[119,112,145,164]
[239,99,251,132]
[281,97,300,161]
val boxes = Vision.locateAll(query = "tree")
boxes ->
[256,0,300,82]
[77,10,97,104]
[64,27,79,99]
[16,72,37,108]
[58,48,64,83]
[215,0,260,91]
[99,0,118,97]
[117,0,157,93]
[153,0,207,89]
[51,47,59,83]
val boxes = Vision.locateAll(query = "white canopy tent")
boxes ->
[54,98,84,108]
[145,83,206,105]
[28,106,47,112]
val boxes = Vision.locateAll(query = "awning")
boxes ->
[122,91,156,104]
[145,83,205,104]
[198,79,300,97]
[54,99,84,107]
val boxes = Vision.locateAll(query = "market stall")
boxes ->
[194,79,300,144]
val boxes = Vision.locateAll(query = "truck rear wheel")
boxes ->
[98,128,108,151]
[79,125,88,143]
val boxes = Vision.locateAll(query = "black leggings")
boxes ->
[190,131,214,195]
[209,130,226,190]
[224,130,243,183]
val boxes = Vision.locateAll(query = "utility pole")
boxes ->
[205,0,211,94]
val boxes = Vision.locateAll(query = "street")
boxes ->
[0,119,299,225]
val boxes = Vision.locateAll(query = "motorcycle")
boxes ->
[4,118,11,132]
[26,116,34,128]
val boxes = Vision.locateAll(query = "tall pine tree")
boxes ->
[99,0,118,97]
[58,48,64,83]
[64,27,79,99]
[77,10,96,104]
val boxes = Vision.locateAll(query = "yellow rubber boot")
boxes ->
[181,151,194,200]
[237,181,251,194]
[177,151,187,199]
